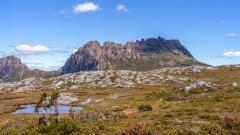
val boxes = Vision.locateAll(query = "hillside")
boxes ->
[0,65,240,134]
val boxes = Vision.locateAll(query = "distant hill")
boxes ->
[0,56,59,83]
[61,37,206,74]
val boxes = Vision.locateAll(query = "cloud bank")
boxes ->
[223,51,240,57]
[16,44,50,54]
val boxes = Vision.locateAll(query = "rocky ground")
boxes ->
[0,65,240,135]
[0,66,216,93]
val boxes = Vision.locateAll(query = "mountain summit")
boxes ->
[0,56,59,83]
[61,37,204,74]
[0,56,29,82]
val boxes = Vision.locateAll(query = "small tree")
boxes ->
[49,92,60,122]
[35,93,49,125]
[35,92,60,125]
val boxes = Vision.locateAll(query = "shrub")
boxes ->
[213,94,224,102]
[199,113,220,121]
[37,120,77,135]
[199,124,221,135]
[221,116,240,130]
[110,76,117,83]
[176,128,196,135]
[187,86,206,94]
[69,109,125,123]
[138,105,152,112]
[115,124,155,135]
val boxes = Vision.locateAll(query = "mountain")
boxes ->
[0,56,59,83]
[61,37,205,74]
[0,56,28,82]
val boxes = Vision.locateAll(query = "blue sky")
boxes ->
[0,0,240,70]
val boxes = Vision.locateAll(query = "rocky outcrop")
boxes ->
[183,80,213,92]
[0,66,216,93]
[58,93,79,104]
[61,37,205,74]
[0,56,29,82]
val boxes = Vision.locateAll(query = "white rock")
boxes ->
[110,95,119,99]
[58,93,79,104]
[0,66,217,92]
[183,80,212,92]
[232,83,238,87]
[80,99,93,105]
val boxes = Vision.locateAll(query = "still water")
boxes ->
[12,104,83,114]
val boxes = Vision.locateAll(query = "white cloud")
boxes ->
[29,65,61,71]
[116,4,128,12]
[226,32,239,37]
[223,51,240,57]
[73,2,99,13]
[16,44,50,54]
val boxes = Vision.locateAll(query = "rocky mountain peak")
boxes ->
[83,40,101,49]
[0,56,29,82]
[134,37,193,57]
[76,41,102,56]
[61,36,204,74]
[0,55,23,64]
[0,56,60,83]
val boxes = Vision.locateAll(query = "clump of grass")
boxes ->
[115,124,155,135]
[199,113,220,121]
[69,109,125,123]
[221,116,240,130]
[187,86,206,94]
[213,95,224,102]
[144,92,162,101]
[176,128,196,135]
[199,124,221,135]
[95,79,101,84]
[110,76,117,83]
[138,105,152,112]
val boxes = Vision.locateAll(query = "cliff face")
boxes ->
[0,56,29,82]
[61,37,204,74]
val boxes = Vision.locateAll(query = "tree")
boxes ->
[35,92,60,125]
[49,92,60,122]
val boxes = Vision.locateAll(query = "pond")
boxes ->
[12,104,84,114]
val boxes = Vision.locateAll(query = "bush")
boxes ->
[138,105,152,112]
[176,128,196,135]
[110,76,117,83]
[221,116,240,130]
[199,113,220,121]
[187,86,206,94]
[37,120,77,135]
[69,109,125,123]
[199,124,221,135]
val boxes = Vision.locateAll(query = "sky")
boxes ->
[0,0,240,70]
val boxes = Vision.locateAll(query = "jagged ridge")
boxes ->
[61,37,204,74]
